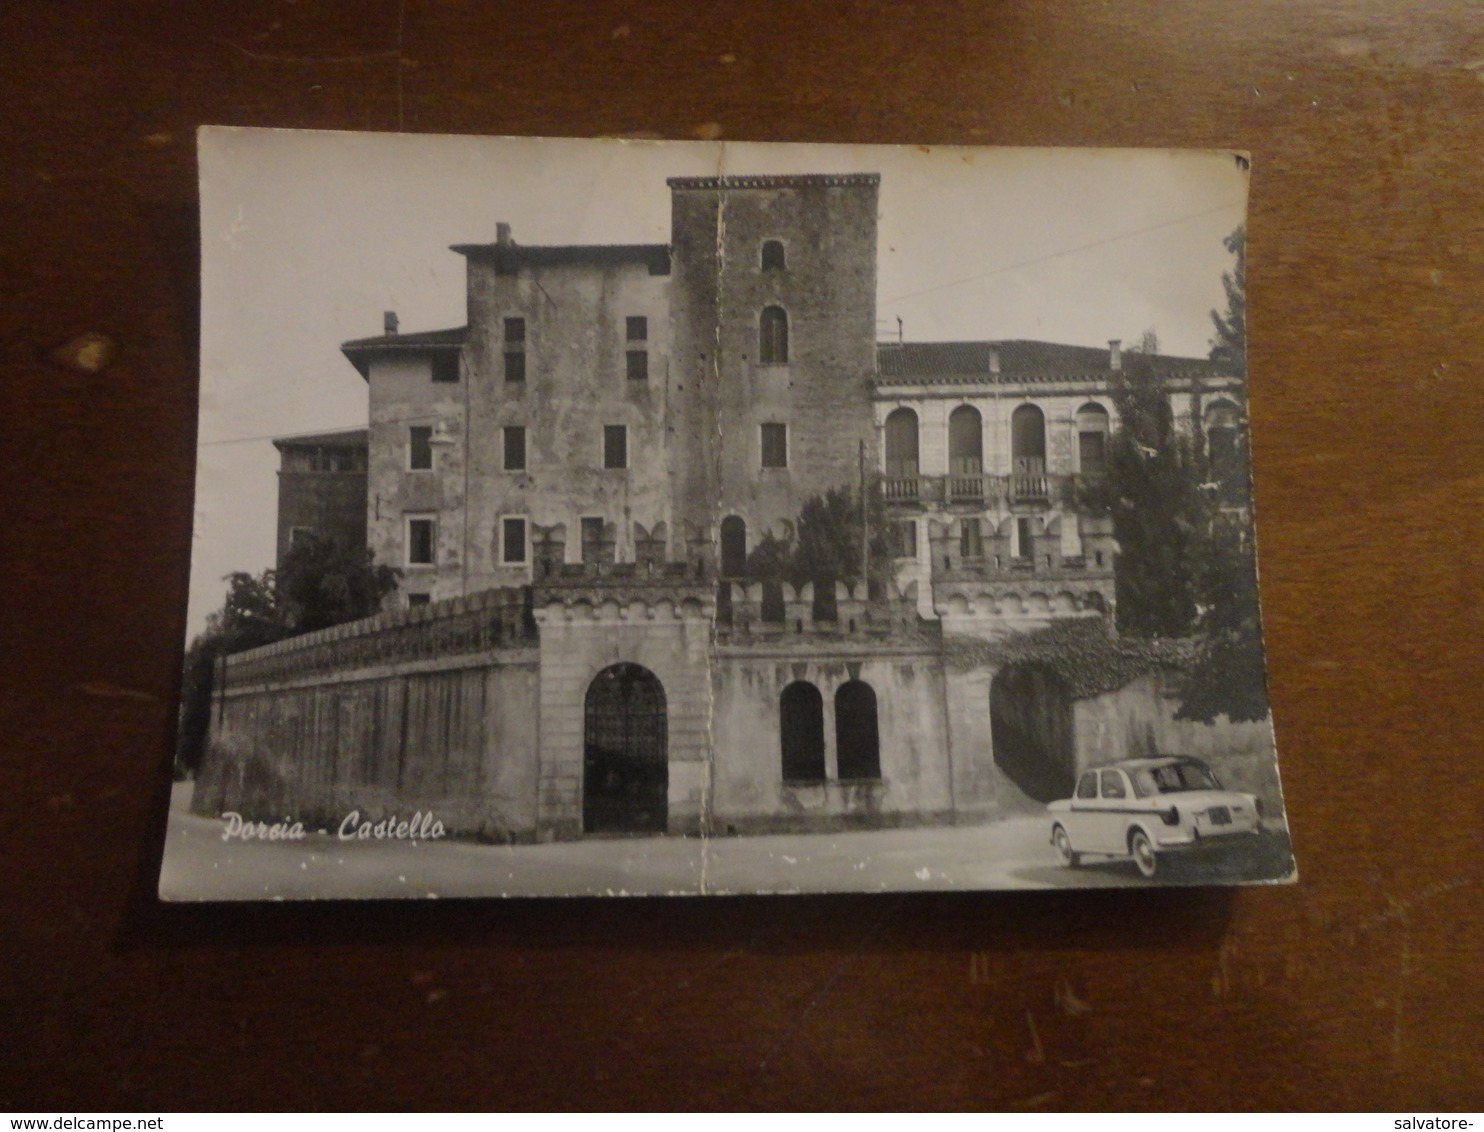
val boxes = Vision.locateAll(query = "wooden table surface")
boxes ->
[3,0,1481,1112]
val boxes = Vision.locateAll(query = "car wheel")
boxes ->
[1052,824,1080,868]
[1129,828,1158,879]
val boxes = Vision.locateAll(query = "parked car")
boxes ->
[1047,756,1264,879]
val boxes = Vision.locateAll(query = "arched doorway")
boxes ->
[583,663,668,834]
[948,405,983,474]
[989,663,1074,804]
[1011,404,1046,471]
[885,407,919,477]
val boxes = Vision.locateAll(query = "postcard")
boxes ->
[159,128,1293,899]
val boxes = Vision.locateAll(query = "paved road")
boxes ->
[158,783,1291,901]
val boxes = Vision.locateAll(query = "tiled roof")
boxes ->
[272,428,368,450]
[450,243,672,275]
[341,326,467,378]
[667,174,881,190]
[876,340,1226,383]
[341,326,467,351]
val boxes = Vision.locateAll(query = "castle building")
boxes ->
[203,173,1265,843]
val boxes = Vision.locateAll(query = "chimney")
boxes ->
[496,222,512,247]
[988,345,1001,375]
[1109,339,1122,371]
[384,310,399,336]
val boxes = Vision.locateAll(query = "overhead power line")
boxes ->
[886,200,1244,304]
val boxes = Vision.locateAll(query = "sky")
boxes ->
[191,128,1248,637]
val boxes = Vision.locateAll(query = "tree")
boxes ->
[1078,225,1269,721]
[1177,515,1269,723]
[1179,223,1269,722]
[1209,225,1246,375]
[174,537,400,776]
[745,485,892,596]
[1081,352,1210,638]
[275,533,401,633]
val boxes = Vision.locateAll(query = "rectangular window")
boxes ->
[503,425,526,471]
[504,317,526,382]
[1016,517,1034,560]
[626,350,648,381]
[407,593,431,607]
[304,446,363,472]
[581,517,605,564]
[960,518,984,559]
[603,425,628,469]
[504,351,525,383]
[406,517,435,567]
[626,316,647,342]
[409,426,433,471]
[760,422,788,468]
[501,517,528,565]
[289,526,315,548]
[431,354,460,383]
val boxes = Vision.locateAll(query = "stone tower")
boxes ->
[666,174,881,571]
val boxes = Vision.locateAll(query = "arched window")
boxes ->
[1011,404,1046,473]
[759,306,789,365]
[720,515,747,577]
[1075,402,1110,475]
[835,680,881,780]
[948,405,983,474]
[780,682,825,781]
[885,408,919,478]
[1204,398,1244,502]
[761,240,786,271]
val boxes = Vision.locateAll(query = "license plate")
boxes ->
[1207,806,1231,825]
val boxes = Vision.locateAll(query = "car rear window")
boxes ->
[1135,761,1222,794]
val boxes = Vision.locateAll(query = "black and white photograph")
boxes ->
[160,128,1295,899]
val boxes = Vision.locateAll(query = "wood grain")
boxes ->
[2,0,1481,1111]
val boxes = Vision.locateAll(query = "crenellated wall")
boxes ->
[195,579,1270,842]
[195,587,542,841]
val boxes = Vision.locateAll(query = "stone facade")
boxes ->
[216,172,1268,841]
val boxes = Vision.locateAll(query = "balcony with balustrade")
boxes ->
[1009,457,1050,504]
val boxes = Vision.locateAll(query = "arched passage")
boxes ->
[583,663,668,834]
[990,663,1074,804]
[779,682,825,782]
[836,680,882,780]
